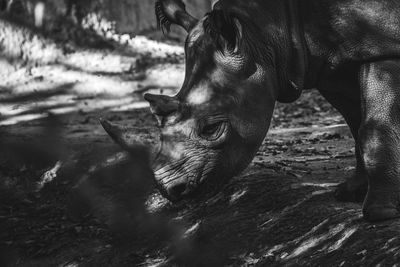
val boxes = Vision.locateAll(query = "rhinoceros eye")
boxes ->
[201,122,222,137]
[199,118,229,146]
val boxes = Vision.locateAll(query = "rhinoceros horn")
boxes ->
[99,118,160,160]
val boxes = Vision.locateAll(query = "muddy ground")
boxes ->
[2,18,400,267]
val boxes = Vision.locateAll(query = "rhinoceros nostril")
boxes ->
[169,183,187,199]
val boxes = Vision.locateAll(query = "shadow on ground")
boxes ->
[1,103,400,266]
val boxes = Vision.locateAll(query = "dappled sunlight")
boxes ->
[0,96,149,126]
[0,12,187,126]
[0,31,185,126]
[262,215,361,262]
[229,188,248,204]
[110,101,149,112]
[36,160,62,192]
[0,107,74,126]
[145,192,169,214]
[284,220,357,260]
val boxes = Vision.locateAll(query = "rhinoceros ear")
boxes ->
[203,10,244,53]
[144,93,180,125]
[155,0,198,33]
[204,10,272,66]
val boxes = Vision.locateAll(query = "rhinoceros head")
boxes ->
[102,0,296,201]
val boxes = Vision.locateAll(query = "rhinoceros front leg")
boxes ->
[359,60,400,222]
[335,145,368,202]
[319,82,367,202]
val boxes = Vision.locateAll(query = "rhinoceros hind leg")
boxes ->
[359,60,400,222]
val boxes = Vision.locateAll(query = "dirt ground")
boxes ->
[2,19,400,267]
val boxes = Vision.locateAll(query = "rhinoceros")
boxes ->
[101,0,400,222]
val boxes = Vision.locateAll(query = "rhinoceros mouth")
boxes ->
[99,118,223,201]
[153,159,203,202]
[153,149,223,201]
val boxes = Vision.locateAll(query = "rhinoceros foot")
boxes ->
[335,174,368,203]
[363,188,400,222]
[335,178,368,203]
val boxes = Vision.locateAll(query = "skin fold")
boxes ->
[102,0,400,222]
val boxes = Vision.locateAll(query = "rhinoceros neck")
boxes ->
[214,0,310,102]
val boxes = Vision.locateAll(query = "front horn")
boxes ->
[100,119,143,151]
[100,118,161,159]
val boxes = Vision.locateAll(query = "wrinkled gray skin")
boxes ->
[102,0,400,222]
